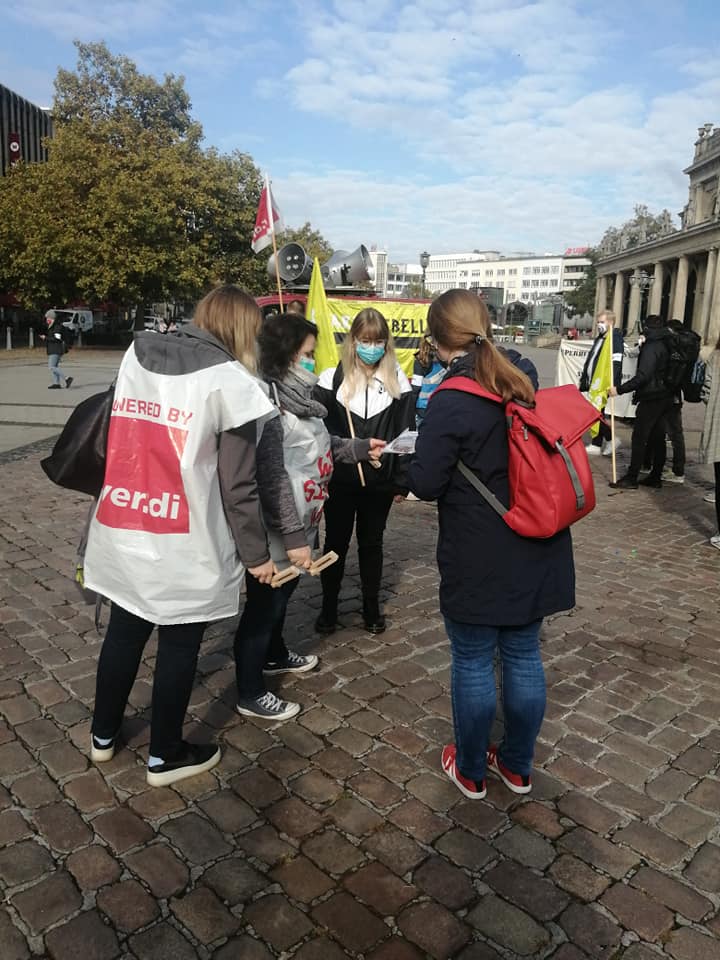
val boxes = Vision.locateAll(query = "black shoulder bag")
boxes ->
[41,385,115,497]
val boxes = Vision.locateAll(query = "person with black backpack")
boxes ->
[609,314,674,489]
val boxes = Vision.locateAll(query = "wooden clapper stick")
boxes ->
[270,551,339,588]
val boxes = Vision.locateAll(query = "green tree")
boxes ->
[0,42,329,314]
[565,250,598,317]
[277,222,333,264]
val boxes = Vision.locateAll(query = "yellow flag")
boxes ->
[307,258,338,374]
[588,330,612,437]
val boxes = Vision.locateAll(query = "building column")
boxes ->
[595,275,608,315]
[628,269,642,334]
[612,271,626,319]
[648,261,664,315]
[673,255,690,321]
[700,247,717,342]
[708,249,720,345]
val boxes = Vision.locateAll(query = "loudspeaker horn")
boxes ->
[267,243,313,284]
[321,245,375,287]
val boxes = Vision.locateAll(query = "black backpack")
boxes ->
[664,326,701,400]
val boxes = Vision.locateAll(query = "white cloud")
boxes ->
[6,0,174,41]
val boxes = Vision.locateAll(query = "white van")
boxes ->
[55,309,94,335]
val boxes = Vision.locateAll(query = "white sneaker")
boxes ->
[601,438,621,457]
[585,444,602,456]
[661,470,685,484]
[704,491,716,504]
[710,534,720,551]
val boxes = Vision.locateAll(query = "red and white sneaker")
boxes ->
[441,744,486,800]
[487,745,532,794]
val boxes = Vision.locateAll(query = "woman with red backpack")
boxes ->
[408,289,575,800]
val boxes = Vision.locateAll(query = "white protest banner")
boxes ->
[556,339,637,419]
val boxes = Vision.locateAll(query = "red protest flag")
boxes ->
[251,173,283,253]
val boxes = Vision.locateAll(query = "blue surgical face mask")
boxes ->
[356,343,386,365]
[298,356,315,373]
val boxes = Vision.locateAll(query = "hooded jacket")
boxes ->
[84,326,276,624]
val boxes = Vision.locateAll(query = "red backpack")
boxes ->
[433,378,602,538]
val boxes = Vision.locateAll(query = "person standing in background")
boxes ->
[40,310,73,390]
[580,310,622,456]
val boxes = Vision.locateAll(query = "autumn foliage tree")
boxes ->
[0,42,330,315]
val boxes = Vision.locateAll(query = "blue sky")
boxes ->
[3,0,719,262]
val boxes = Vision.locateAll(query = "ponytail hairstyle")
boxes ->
[193,284,261,372]
[428,289,535,404]
[416,333,434,368]
[340,307,402,401]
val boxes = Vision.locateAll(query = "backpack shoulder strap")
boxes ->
[457,460,508,518]
[332,362,344,393]
[434,375,503,405]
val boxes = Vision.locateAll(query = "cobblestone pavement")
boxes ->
[1,435,719,960]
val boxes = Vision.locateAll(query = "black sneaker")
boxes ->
[314,613,337,635]
[48,384,61,389]
[236,691,300,721]
[363,600,386,634]
[65,376,74,388]
[146,741,220,787]
[639,475,662,488]
[90,732,118,763]
[609,475,639,490]
[264,652,319,675]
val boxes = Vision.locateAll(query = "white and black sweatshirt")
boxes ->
[314,363,416,494]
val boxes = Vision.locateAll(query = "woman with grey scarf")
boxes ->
[234,312,385,721]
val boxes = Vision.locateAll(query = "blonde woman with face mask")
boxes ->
[313,308,416,634]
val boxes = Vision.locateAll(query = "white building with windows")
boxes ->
[422,249,591,304]
[386,262,423,297]
[368,248,388,296]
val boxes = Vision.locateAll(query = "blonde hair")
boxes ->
[597,310,616,326]
[193,285,261,372]
[340,308,401,400]
[428,289,534,404]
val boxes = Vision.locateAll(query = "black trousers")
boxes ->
[664,403,686,476]
[590,413,612,446]
[321,484,394,612]
[628,398,674,481]
[92,604,206,759]
[234,574,298,699]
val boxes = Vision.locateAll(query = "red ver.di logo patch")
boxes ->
[96,417,190,533]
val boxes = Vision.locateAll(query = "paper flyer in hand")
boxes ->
[383,429,418,455]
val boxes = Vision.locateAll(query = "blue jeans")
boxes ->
[444,617,545,780]
[48,353,65,385]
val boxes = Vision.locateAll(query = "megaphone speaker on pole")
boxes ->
[321,245,375,287]
[267,243,313,284]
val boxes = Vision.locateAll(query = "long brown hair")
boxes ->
[428,289,534,403]
[340,307,402,401]
[193,285,261,372]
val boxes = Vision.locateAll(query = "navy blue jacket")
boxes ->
[407,357,575,626]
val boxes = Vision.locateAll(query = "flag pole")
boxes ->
[267,174,284,311]
[609,394,617,484]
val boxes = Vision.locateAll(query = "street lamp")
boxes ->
[419,251,430,298]
[629,269,654,333]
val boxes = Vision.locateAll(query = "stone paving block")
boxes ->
[344,860,417,915]
[125,842,189,898]
[12,871,82,934]
[199,788,255,834]
[26,678,69,706]
[294,937,352,960]
[685,776,720,810]
[92,806,153,854]
[658,802,715,846]
[559,826,639,879]
[382,725,428,755]
[0,837,54,886]
[97,878,160,932]
[558,902,622,959]
[486,858,569,921]
[67,844,122,890]
[545,755,608,789]
[0,808,32,846]
[348,770,404,808]
[366,745,419,782]
[15,716,65,749]
[450,799,506,838]
[257,745,308,779]
[456,944,504,960]
[404,771,459,812]
[0,695,40,724]
[170,886,240,944]
[630,866,713,922]
[237,824,294,866]
[159,811,229,864]
[230,766,286,807]
[600,881,674,941]
[245,893,314,952]
[389,797,450,844]
[511,800,565,839]
[128,786,187,820]
[0,905,30,960]
[467,893,549,957]
[63,769,114,812]
[494,823,557,870]
[646,767,696,803]
[214,936,273,960]
[435,826,495,870]
[557,791,623,834]
[682,841,720,892]
[45,909,120,960]
[129,920,197,960]
[303,828,365,875]
[413,855,476,910]
[595,782,663,820]
[326,795,384,837]
[666,926,720,960]
[314,745,362,779]
[271,854,334,903]
[313,891,389,952]
[203,855,266,904]
[674,744,717,776]
[614,821,689,868]
[266,796,324,838]
[38,740,88,778]
[549,854,610,902]
[362,824,427,875]
[0,740,35,776]
[291,769,344,804]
